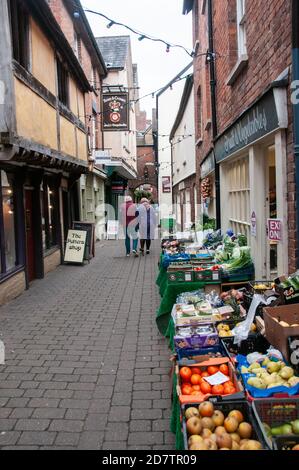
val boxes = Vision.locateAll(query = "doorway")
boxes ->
[265,145,278,279]
[25,189,35,282]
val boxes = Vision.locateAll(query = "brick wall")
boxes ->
[0,271,26,306]
[44,249,61,275]
[128,145,158,202]
[192,0,295,271]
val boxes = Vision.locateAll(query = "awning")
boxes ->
[94,153,137,180]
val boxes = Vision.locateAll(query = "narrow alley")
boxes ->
[0,241,174,450]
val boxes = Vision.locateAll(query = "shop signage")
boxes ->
[267,218,282,242]
[73,222,95,260]
[102,92,129,131]
[214,90,279,163]
[111,180,126,194]
[64,230,87,265]
[200,151,215,178]
[251,211,257,237]
[162,176,171,193]
[107,220,119,239]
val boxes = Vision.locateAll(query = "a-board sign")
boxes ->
[73,222,95,260]
[64,230,87,264]
[107,220,119,239]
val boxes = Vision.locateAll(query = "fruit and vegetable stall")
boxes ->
[156,230,299,451]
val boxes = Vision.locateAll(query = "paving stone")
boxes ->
[55,432,81,447]
[0,408,12,418]
[108,406,131,422]
[102,441,127,450]
[128,432,163,446]
[59,399,90,409]
[0,419,17,431]
[0,432,21,446]
[15,419,50,431]
[84,414,108,431]
[32,408,66,419]
[65,409,88,420]
[28,398,59,408]
[131,409,163,420]
[129,420,152,432]
[78,431,104,450]
[111,392,132,406]
[49,420,84,432]
[18,431,56,446]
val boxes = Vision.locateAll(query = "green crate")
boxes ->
[167,270,194,283]
[194,269,221,282]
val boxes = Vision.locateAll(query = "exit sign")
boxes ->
[267,219,282,242]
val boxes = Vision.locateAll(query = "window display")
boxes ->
[1,170,16,272]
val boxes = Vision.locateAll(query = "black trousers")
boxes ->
[140,239,151,251]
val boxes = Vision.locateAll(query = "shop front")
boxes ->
[0,153,87,306]
[200,151,216,221]
[214,86,289,279]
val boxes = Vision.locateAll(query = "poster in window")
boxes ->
[102,92,129,131]
[162,176,171,193]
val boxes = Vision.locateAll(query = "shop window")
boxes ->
[41,182,57,251]
[237,0,247,57]
[9,0,30,70]
[0,170,17,274]
[226,157,250,239]
[57,57,69,107]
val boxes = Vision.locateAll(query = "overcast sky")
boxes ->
[83,0,193,118]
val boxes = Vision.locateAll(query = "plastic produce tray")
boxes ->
[182,399,267,450]
[252,397,299,449]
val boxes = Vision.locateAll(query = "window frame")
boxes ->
[9,0,30,70]
[41,180,59,252]
[57,56,69,108]
[236,0,247,57]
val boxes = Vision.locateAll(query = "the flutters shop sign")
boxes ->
[214,90,279,163]
[102,92,129,131]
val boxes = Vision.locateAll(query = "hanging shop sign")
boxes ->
[102,92,129,131]
[251,211,257,237]
[200,151,215,178]
[267,218,282,242]
[111,180,126,194]
[214,90,279,163]
[162,176,171,193]
[64,230,87,265]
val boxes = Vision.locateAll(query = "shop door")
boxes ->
[265,145,278,279]
[25,190,35,282]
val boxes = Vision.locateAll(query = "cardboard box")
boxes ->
[263,305,299,362]
[174,324,219,351]
[176,357,244,404]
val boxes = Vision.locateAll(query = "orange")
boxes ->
[212,384,224,395]
[200,381,212,394]
[219,364,229,376]
[207,366,219,375]
[182,384,193,395]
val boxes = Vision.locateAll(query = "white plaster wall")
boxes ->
[172,86,196,187]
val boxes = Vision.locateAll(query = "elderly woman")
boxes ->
[120,195,139,257]
[138,198,157,255]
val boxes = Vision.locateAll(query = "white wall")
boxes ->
[172,85,195,187]
[103,58,137,172]
[157,78,186,218]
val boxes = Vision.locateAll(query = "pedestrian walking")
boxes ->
[138,198,157,255]
[120,195,139,257]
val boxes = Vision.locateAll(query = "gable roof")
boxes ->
[96,36,130,69]
[183,0,194,14]
[169,74,193,141]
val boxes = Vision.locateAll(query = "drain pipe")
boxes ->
[293,0,299,268]
[207,0,221,229]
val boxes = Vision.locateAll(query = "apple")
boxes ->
[199,401,214,418]
[212,410,225,427]
[224,416,239,433]
[186,416,202,436]
[228,410,244,424]
[238,422,252,439]
[201,417,216,431]
[185,407,200,419]
[188,435,203,446]
[216,433,233,449]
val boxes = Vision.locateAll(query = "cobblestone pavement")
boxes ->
[0,240,175,450]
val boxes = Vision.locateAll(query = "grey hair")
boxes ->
[125,195,133,202]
